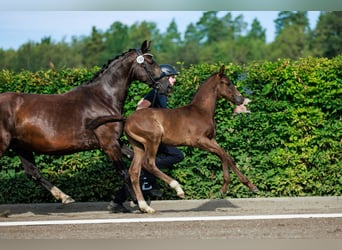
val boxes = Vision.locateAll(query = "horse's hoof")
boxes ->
[170,180,185,198]
[62,196,75,204]
[219,191,225,199]
[0,210,10,217]
[140,206,156,214]
[138,200,156,213]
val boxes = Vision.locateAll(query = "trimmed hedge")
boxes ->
[0,55,341,203]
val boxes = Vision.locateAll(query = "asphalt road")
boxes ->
[0,196,341,239]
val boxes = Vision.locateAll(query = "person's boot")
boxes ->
[107,188,131,213]
[107,200,131,213]
[140,170,163,198]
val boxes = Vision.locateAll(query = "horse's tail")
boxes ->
[86,115,126,129]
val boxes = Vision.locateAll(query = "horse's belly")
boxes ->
[13,129,99,154]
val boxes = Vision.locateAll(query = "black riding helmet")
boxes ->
[156,64,177,95]
[160,64,178,76]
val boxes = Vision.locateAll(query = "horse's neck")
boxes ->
[190,79,218,117]
[86,53,134,109]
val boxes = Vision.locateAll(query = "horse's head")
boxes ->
[216,65,244,105]
[132,40,170,93]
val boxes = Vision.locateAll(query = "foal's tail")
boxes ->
[86,115,126,129]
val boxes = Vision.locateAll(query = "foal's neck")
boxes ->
[190,78,218,117]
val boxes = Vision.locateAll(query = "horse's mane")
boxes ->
[84,48,135,85]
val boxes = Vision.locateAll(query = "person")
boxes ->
[108,64,184,213]
[233,98,251,114]
[233,86,253,114]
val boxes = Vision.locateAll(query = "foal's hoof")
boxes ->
[177,191,185,199]
[140,207,156,214]
[219,191,225,199]
[138,200,156,214]
[62,196,75,204]
[251,187,259,193]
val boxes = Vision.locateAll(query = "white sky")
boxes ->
[0,11,321,50]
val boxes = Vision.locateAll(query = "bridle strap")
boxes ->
[135,48,165,89]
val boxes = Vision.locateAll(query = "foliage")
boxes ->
[311,12,342,58]
[1,11,341,72]
[0,55,341,203]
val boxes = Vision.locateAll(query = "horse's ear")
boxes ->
[219,65,225,76]
[141,40,152,53]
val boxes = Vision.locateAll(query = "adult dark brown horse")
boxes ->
[125,65,258,213]
[0,40,169,204]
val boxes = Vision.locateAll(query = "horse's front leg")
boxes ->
[16,149,74,204]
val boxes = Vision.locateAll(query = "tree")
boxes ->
[156,19,182,65]
[82,26,105,67]
[311,11,342,58]
[196,11,225,44]
[275,11,310,36]
[248,18,266,42]
[180,23,202,66]
[232,14,248,40]
[270,11,311,60]
[0,48,17,70]
[128,21,160,49]
[101,21,129,62]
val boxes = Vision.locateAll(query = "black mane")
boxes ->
[85,48,135,85]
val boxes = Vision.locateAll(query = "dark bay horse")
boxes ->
[0,40,169,204]
[125,65,258,213]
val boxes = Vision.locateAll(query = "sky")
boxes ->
[0,11,321,50]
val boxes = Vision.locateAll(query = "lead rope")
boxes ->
[151,87,159,107]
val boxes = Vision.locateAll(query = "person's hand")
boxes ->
[233,98,251,114]
[136,98,151,110]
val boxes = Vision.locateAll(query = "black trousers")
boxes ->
[114,144,184,204]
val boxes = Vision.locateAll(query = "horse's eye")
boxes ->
[144,55,154,64]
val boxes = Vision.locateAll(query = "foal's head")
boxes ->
[216,65,244,105]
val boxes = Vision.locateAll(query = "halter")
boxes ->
[135,48,169,93]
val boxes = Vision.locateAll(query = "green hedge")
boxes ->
[0,55,341,203]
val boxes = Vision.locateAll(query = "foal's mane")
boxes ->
[190,71,220,102]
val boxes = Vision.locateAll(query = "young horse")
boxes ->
[124,65,258,213]
[0,40,169,204]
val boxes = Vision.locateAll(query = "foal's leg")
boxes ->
[128,146,155,213]
[95,125,136,202]
[15,149,75,204]
[196,138,258,194]
[143,143,185,198]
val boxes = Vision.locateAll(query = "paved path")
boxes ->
[0,196,341,239]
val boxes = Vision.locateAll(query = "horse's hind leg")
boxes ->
[0,132,13,215]
[143,146,185,199]
[128,146,155,213]
[15,149,75,204]
[99,138,137,202]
